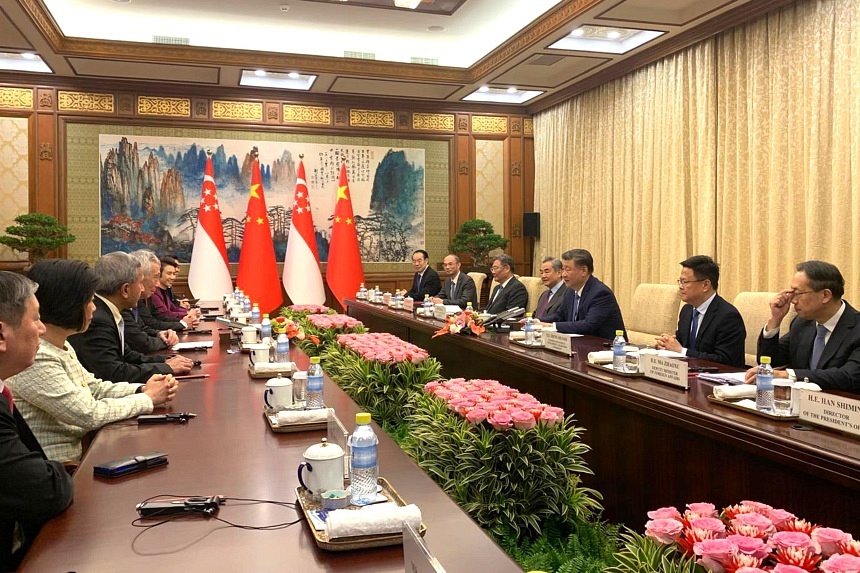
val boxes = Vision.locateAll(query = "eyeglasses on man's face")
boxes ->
[677,279,706,287]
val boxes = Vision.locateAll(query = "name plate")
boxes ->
[543,330,578,356]
[403,523,447,573]
[798,390,860,437]
[641,354,689,389]
[403,297,414,312]
[433,304,448,321]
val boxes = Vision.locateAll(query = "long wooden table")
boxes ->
[19,329,523,573]
[347,299,860,533]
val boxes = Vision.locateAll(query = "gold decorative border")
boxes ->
[349,109,394,129]
[523,118,534,135]
[0,88,34,109]
[212,100,263,121]
[137,96,190,117]
[412,113,455,132]
[283,104,331,125]
[58,91,114,113]
[471,116,508,134]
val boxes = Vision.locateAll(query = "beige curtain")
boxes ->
[534,0,860,319]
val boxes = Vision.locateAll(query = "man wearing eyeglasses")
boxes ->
[656,255,746,367]
[744,260,860,393]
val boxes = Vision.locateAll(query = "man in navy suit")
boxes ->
[0,272,73,572]
[541,249,625,340]
[656,255,746,367]
[484,254,528,316]
[745,260,860,393]
[402,250,441,302]
[534,257,566,322]
[431,254,477,309]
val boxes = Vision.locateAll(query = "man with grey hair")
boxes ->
[431,254,477,309]
[485,254,528,316]
[0,271,73,571]
[68,252,192,384]
[534,257,566,322]
[123,250,179,353]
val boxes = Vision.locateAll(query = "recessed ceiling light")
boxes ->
[279,4,290,12]
[606,30,621,39]
[287,72,300,79]
[507,87,517,94]
[21,52,36,60]
[240,70,316,91]
[254,69,267,77]
[427,26,445,32]
[110,0,132,3]
[463,87,543,104]
[0,52,52,73]
[478,86,489,93]
[571,28,584,37]
[550,25,664,54]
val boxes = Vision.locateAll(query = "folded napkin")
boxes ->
[275,408,328,425]
[587,347,638,364]
[509,331,542,341]
[712,381,822,401]
[325,503,422,539]
[251,362,295,375]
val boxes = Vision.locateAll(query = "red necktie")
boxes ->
[1,385,13,413]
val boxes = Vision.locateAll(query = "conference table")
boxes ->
[18,326,523,572]
[346,299,860,534]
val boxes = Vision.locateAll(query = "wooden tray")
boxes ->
[263,408,329,433]
[706,394,799,420]
[586,362,645,378]
[510,338,544,349]
[295,477,426,551]
[248,363,294,379]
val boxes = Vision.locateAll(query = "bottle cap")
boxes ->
[262,313,269,318]
[253,302,259,307]
[760,356,771,364]
[310,356,321,364]
[356,412,371,424]
[526,312,532,318]
[616,330,624,335]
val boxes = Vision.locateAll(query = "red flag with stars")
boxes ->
[325,162,364,306]
[188,153,233,300]
[282,158,325,304]
[237,154,282,313]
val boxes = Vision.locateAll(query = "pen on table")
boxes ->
[175,374,210,380]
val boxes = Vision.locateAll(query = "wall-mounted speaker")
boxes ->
[523,212,540,238]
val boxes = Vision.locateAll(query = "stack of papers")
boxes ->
[172,341,214,351]
[697,372,747,385]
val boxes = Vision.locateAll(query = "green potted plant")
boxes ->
[448,219,509,268]
[0,213,76,263]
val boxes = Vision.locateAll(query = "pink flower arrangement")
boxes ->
[336,332,430,364]
[288,304,330,314]
[643,501,856,573]
[423,378,564,431]
[306,313,362,330]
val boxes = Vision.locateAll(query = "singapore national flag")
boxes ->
[282,158,325,304]
[188,153,233,300]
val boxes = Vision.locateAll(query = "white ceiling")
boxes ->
[0,0,795,112]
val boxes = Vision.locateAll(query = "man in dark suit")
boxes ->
[485,254,528,316]
[402,250,441,302]
[431,254,477,309]
[534,257,566,322]
[0,271,73,572]
[123,250,179,354]
[745,260,860,393]
[541,249,625,340]
[68,252,193,384]
[656,255,746,367]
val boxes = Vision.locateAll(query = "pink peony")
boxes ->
[424,381,440,393]
[732,512,774,536]
[735,568,769,573]
[687,503,718,517]
[814,528,852,556]
[465,408,488,425]
[645,518,684,544]
[773,565,815,573]
[769,509,797,528]
[690,517,727,535]
[511,409,537,430]
[821,554,860,573]
[727,535,769,559]
[741,500,774,513]
[488,411,512,430]
[647,507,682,520]
[694,538,737,573]
[771,531,819,552]
[539,409,562,427]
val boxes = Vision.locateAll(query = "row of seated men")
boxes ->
[0,250,195,571]
[406,248,860,395]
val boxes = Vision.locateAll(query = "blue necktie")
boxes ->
[571,292,580,321]
[689,309,700,351]
[810,324,828,369]
[414,273,421,292]
[450,281,455,299]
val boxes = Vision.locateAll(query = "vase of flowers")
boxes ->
[432,309,486,338]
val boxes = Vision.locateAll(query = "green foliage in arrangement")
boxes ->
[401,391,603,538]
[605,531,703,573]
[0,213,76,260]
[321,342,443,431]
[496,518,622,573]
[279,308,366,357]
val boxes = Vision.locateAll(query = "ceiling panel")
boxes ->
[67,58,221,84]
[329,77,462,99]
[0,7,32,51]
[596,0,742,27]
[491,54,610,89]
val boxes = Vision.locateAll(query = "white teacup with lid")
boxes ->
[297,438,345,498]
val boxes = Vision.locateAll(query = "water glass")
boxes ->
[772,379,793,416]
[292,371,307,408]
[623,350,640,374]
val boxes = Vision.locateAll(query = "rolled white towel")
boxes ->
[509,331,542,341]
[713,384,756,400]
[251,362,295,375]
[325,503,422,539]
[587,350,614,364]
[276,408,328,425]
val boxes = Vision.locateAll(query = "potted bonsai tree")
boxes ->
[448,219,509,269]
[0,213,76,265]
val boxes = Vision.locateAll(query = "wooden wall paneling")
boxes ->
[454,133,473,235]
[523,136,536,275]
[508,135,528,275]
[35,111,57,220]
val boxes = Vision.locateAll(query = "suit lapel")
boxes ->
[694,296,720,344]
[678,305,693,347]
[819,306,858,367]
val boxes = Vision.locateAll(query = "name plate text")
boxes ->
[799,390,860,437]
[641,354,689,389]
[543,330,579,356]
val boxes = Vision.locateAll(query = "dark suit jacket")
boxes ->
[68,297,172,384]
[139,297,185,332]
[485,276,529,316]
[547,276,626,340]
[675,294,746,368]
[405,267,441,301]
[758,301,860,393]
[0,394,73,572]
[534,284,566,322]
[436,273,478,309]
[121,308,168,354]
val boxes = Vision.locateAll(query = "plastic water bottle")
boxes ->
[357,283,367,300]
[756,356,774,413]
[422,294,432,315]
[250,303,261,324]
[466,301,474,313]
[275,333,290,363]
[523,312,535,344]
[349,412,379,506]
[242,296,251,313]
[612,330,626,371]
[260,314,271,339]
[306,357,324,409]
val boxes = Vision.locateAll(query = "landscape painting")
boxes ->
[98,135,426,263]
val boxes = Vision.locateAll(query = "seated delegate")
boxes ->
[484,254,528,316]
[6,259,177,465]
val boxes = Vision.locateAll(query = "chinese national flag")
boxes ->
[325,162,364,306]
[188,154,233,300]
[282,159,325,304]
[237,154,282,313]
